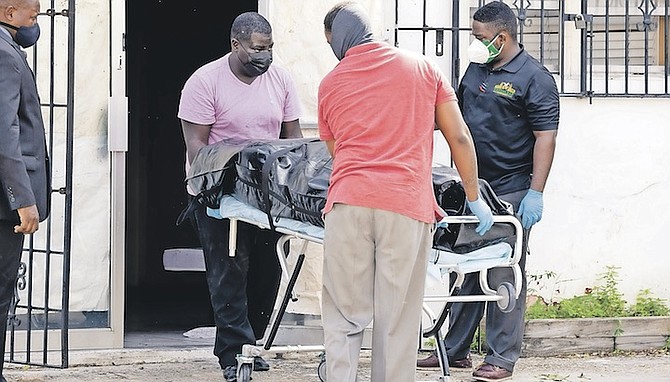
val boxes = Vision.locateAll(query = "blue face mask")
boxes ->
[0,21,41,48]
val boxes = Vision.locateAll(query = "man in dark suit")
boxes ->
[0,0,50,380]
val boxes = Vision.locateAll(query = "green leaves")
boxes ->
[526,266,669,319]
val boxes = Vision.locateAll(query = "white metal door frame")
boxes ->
[105,0,127,349]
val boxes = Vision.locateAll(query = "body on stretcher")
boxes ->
[209,195,522,382]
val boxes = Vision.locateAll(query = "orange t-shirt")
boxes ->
[318,42,456,223]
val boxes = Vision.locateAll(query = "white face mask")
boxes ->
[467,35,503,64]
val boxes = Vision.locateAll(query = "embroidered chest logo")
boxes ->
[493,82,516,98]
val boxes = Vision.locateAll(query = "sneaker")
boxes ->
[472,363,513,382]
[416,351,472,369]
[253,356,270,371]
[223,365,237,382]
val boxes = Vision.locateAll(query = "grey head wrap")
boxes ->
[330,3,374,60]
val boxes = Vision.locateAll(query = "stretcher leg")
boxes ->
[228,218,238,257]
[264,252,306,350]
[433,328,451,381]
[423,288,459,380]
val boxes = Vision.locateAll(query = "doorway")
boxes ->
[124,1,257,332]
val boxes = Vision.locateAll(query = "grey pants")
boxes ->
[322,204,433,382]
[443,189,530,372]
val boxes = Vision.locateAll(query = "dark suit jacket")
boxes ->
[0,28,50,223]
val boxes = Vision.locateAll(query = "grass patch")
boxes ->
[526,266,669,319]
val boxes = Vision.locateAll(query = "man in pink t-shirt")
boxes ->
[177,12,302,382]
[317,3,493,381]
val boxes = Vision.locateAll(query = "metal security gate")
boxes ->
[395,0,670,98]
[6,0,75,368]
[394,0,564,93]
[394,1,464,95]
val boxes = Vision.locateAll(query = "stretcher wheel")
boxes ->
[318,357,327,381]
[496,282,516,313]
[237,363,252,382]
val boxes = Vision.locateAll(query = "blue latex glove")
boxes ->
[436,218,449,229]
[517,189,543,229]
[467,197,494,235]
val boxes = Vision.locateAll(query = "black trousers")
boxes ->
[191,204,282,368]
[443,189,530,372]
[0,221,24,377]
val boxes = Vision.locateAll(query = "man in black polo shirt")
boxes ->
[418,2,559,381]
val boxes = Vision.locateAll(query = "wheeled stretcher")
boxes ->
[184,138,522,382]
[208,195,522,382]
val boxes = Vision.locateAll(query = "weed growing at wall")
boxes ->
[627,289,670,317]
[526,266,669,319]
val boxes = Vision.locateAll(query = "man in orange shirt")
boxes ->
[318,2,493,381]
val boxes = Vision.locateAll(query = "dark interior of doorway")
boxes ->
[125,1,257,333]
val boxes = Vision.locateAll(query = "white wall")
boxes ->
[268,0,389,124]
[268,0,670,306]
[27,0,111,312]
[68,0,111,312]
[529,97,670,303]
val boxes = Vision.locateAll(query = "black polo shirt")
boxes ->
[458,47,559,195]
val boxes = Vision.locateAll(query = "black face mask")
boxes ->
[236,41,273,77]
[0,21,40,48]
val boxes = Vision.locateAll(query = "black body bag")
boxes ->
[432,166,517,254]
[233,138,332,228]
[176,141,247,225]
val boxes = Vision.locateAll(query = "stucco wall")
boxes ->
[68,0,111,312]
[529,97,670,303]
[26,0,111,312]
[269,0,388,124]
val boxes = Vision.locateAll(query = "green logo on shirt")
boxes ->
[493,82,516,98]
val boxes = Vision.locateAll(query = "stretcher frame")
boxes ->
[421,215,523,382]
[221,199,522,382]
[225,210,326,382]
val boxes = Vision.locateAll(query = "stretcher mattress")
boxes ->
[208,195,512,273]
[208,195,325,240]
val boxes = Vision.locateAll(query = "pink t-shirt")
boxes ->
[318,42,456,223]
[179,53,301,143]
[178,53,301,193]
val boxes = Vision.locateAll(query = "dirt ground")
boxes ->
[4,347,670,382]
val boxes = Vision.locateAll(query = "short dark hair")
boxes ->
[324,2,354,33]
[231,12,272,43]
[473,1,518,41]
